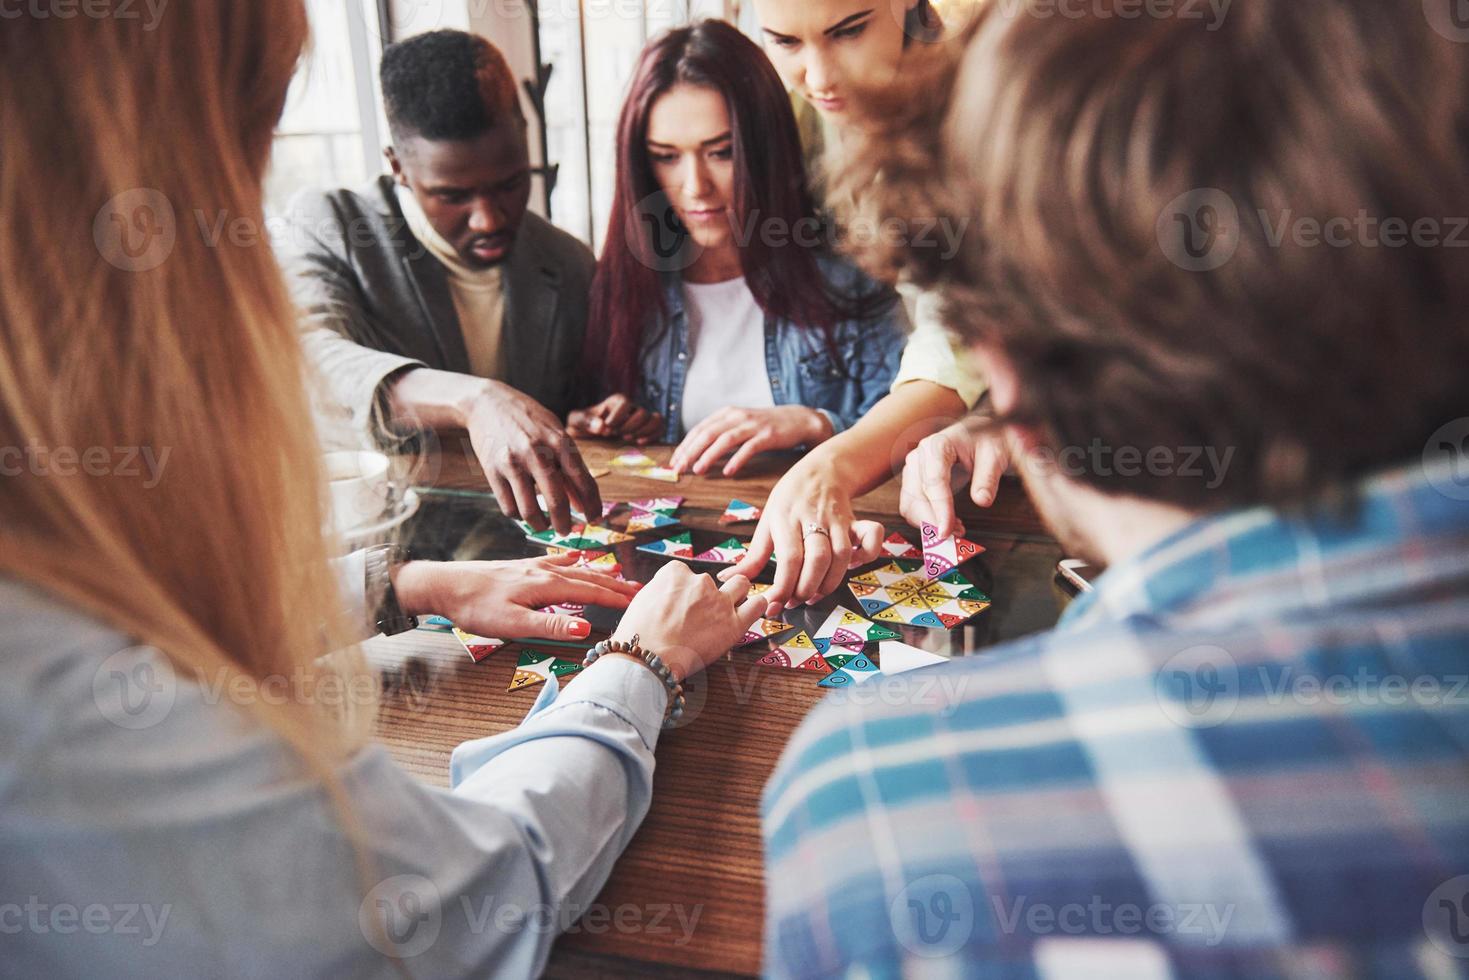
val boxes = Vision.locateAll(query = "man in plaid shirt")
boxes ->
[762,2,1469,977]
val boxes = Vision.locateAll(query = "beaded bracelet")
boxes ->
[581,633,685,730]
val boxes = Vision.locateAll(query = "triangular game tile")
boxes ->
[626,510,681,533]
[636,531,694,559]
[628,496,684,515]
[508,650,555,690]
[452,627,505,664]
[818,653,880,689]
[793,651,833,674]
[738,618,793,646]
[919,522,985,579]
[881,533,923,559]
[719,499,762,524]
[692,537,748,565]
[575,524,634,545]
[760,631,817,667]
[546,548,623,577]
[610,451,658,470]
[537,600,586,618]
[878,640,948,675]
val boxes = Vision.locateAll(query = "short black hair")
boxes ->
[380,29,523,145]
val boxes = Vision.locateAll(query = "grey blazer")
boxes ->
[286,175,595,425]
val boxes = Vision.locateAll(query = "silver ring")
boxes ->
[802,523,831,540]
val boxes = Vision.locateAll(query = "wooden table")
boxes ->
[368,438,1063,978]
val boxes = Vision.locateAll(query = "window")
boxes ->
[265,0,387,216]
[536,0,755,250]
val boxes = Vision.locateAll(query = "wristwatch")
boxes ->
[364,544,417,636]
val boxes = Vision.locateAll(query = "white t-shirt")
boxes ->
[680,276,775,429]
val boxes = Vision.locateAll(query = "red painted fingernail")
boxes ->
[568,620,591,638]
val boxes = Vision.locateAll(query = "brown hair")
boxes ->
[838,0,1469,510]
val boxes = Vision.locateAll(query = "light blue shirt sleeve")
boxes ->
[0,578,670,979]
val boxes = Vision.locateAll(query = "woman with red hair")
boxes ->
[569,20,907,481]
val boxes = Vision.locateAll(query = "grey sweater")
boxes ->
[286,176,596,430]
[0,577,668,978]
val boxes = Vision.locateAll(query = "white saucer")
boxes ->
[342,489,421,546]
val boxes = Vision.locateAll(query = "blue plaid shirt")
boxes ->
[763,459,1469,978]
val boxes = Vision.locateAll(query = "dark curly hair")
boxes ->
[379,29,522,146]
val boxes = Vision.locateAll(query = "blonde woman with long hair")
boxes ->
[0,4,762,975]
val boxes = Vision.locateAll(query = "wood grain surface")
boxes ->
[372,438,1059,976]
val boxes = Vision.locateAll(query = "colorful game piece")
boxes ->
[628,496,684,516]
[819,653,881,688]
[537,600,586,618]
[812,607,903,651]
[719,499,762,524]
[626,510,681,533]
[691,537,748,565]
[419,614,455,632]
[508,650,553,689]
[919,521,985,578]
[879,640,948,675]
[757,631,827,672]
[611,452,681,483]
[574,524,634,546]
[881,533,923,560]
[545,548,623,577]
[536,494,618,523]
[522,522,633,550]
[637,531,694,559]
[452,627,505,664]
[508,649,583,691]
[737,618,793,646]
[848,560,991,630]
[746,582,773,596]
[610,451,658,470]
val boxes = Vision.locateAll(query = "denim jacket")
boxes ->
[635,253,909,442]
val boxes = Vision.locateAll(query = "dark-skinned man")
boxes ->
[288,30,644,532]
